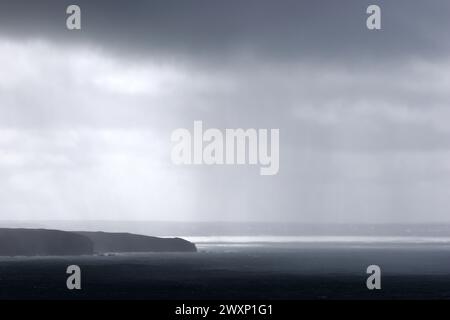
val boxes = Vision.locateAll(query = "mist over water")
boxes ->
[3,220,450,237]
[185,235,450,244]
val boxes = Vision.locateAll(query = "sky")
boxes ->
[0,0,449,223]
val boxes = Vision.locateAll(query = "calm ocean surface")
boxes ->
[1,237,450,299]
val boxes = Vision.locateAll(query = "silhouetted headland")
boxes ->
[0,228,196,256]
[77,231,197,253]
[0,228,93,256]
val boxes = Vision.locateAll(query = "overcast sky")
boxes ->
[0,0,449,223]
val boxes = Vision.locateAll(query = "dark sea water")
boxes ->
[1,241,450,300]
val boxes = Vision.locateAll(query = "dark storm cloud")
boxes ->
[0,0,449,64]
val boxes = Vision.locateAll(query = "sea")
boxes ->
[1,235,450,300]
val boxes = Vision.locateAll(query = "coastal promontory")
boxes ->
[0,228,197,256]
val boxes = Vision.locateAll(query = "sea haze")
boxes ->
[3,221,450,237]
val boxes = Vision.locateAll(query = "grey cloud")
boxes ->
[0,0,449,64]
[0,1,450,223]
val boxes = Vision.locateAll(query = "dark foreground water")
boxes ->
[1,242,450,300]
